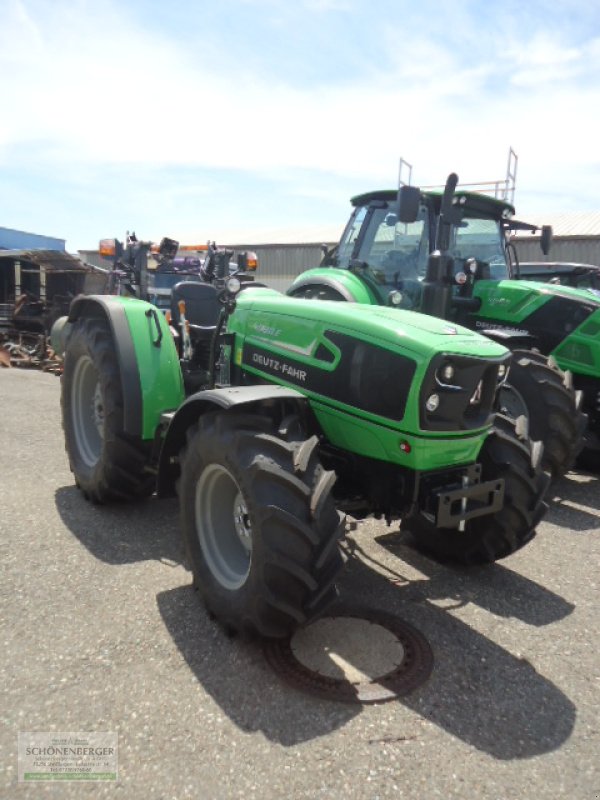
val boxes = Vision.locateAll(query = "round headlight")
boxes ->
[425,393,440,412]
[226,276,242,294]
[441,364,455,382]
[389,290,403,306]
[455,271,467,285]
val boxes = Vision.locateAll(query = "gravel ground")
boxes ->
[1,367,599,799]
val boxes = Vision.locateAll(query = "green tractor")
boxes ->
[289,173,589,479]
[55,238,548,639]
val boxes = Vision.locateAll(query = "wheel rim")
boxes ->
[498,384,529,421]
[71,355,104,468]
[194,464,252,590]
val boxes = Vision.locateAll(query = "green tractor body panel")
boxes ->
[288,267,381,304]
[228,288,508,471]
[307,400,486,470]
[67,295,185,441]
[470,279,600,379]
[118,298,185,439]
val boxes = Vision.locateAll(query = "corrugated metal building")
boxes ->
[514,212,600,266]
[225,243,329,292]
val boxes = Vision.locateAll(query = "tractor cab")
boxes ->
[308,180,552,321]
[326,190,517,307]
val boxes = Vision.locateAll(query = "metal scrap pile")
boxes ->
[0,249,106,374]
[0,330,63,372]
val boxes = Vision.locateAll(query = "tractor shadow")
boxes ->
[338,541,576,759]
[157,536,576,758]
[370,531,575,627]
[156,585,361,745]
[544,470,600,531]
[54,485,184,566]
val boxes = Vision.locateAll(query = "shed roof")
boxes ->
[0,249,94,272]
[514,212,600,239]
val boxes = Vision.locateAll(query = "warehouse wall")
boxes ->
[230,243,329,291]
[514,236,600,266]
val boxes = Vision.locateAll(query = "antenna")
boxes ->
[504,147,518,205]
[398,158,413,188]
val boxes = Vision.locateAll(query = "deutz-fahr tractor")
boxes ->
[55,235,548,639]
[289,173,589,479]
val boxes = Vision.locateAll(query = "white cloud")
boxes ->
[2,0,600,248]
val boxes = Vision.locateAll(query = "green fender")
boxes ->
[67,295,184,440]
[288,267,382,303]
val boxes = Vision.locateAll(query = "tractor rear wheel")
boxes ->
[403,414,549,565]
[178,412,345,638]
[62,317,155,503]
[497,349,586,481]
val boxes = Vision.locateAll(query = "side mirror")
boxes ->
[396,185,421,223]
[540,225,553,256]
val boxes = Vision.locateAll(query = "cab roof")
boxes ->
[350,189,515,221]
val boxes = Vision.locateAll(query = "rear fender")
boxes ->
[157,385,308,497]
[68,295,184,440]
[287,268,381,304]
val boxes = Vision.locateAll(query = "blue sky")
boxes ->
[1,0,600,251]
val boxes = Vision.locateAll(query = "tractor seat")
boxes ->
[170,282,222,330]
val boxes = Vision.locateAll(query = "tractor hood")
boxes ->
[513,279,600,307]
[474,278,600,322]
[230,287,508,445]
[233,287,508,360]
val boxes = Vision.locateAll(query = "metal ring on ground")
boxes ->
[263,607,433,704]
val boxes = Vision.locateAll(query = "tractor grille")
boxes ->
[419,352,510,432]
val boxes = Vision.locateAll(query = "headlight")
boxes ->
[425,393,440,412]
[436,362,460,387]
[226,276,242,294]
[441,364,454,382]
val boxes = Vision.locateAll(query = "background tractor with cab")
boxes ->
[289,172,590,479]
[54,222,549,640]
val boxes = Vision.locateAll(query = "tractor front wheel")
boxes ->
[497,349,586,481]
[403,414,549,565]
[62,317,155,503]
[178,412,345,638]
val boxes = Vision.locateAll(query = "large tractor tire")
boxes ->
[178,411,345,639]
[497,349,586,481]
[62,317,155,503]
[403,414,549,565]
